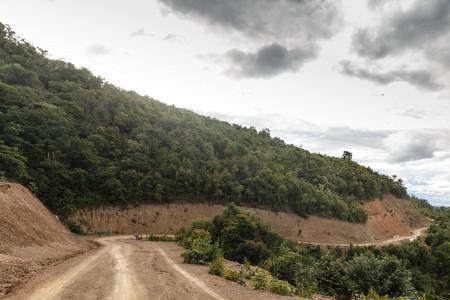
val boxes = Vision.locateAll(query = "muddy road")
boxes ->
[6,237,298,300]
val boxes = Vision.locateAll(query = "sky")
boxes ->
[0,0,449,206]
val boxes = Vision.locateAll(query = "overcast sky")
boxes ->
[1,0,449,206]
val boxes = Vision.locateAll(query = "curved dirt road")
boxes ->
[7,237,148,300]
[6,237,298,300]
[300,226,429,247]
[6,228,429,300]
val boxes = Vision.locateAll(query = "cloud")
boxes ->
[397,108,426,119]
[86,44,111,56]
[338,60,443,91]
[425,39,450,68]
[203,110,391,150]
[384,129,450,163]
[160,0,341,41]
[367,0,390,10]
[159,0,343,77]
[353,0,450,59]
[130,28,153,38]
[224,43,316,79]
[163,34,178,41]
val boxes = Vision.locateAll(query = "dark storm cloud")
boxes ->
[159,0,341,40]
[225,44,316,78]
[353,0,450,59]
[160,0,342,77]
[338,61,443,91]
[86,44,111,56]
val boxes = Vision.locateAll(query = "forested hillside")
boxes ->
[0,23,407,222]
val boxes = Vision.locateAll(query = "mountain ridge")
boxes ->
[0,23,407,222]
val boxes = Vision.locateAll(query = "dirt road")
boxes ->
[6,228,429,299]
[300,226,429,247]
[6,237,298,300]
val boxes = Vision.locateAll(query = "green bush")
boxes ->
[65,220,86,235]
[224,268,245,285]
[345,254,414,298]
[270,278,297,296]
[240,259,254,279]
[352,289,427,300]
[181,229,217,264]
[251,267,273,290]
[208,255,225,276]
[296,264,318,298]
[210,204,282,265]
[250,267,296,296]
[147,234,176,242]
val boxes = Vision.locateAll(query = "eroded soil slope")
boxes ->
[71,194,429,244]
[0,183,92,298]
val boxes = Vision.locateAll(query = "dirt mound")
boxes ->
[70,194,429,244]
[0,182,92,297]
[364,194,428,240]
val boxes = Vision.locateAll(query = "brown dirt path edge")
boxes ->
[6,237,314,300]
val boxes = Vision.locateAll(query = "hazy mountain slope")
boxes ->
[0,23,407,222]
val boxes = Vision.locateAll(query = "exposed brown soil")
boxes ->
[0,183,93,298]
[7,237,330,300]
[70,194,429,244]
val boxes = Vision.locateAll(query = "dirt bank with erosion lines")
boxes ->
[0,183,94,298]
[71,194,430,244]
[0,183,430,299]
[7,237,327,300]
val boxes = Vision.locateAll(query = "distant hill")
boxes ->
[0,23,407,222]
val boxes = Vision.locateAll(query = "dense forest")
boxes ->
[0,23,407,222]
[178,203,449,300]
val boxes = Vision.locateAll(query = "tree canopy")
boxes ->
[0,23,407,221]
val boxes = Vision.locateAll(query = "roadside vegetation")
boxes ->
[0,23,407,223]
[177,203,449,300]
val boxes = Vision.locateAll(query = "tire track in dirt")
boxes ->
[8,237,147,300]
[18,243,109,300]
[109,241,147,300]
[155,246,228,300]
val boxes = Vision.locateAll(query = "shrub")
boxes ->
[240,259,254,279]
[270,278,297,296]
[191,220,212,232]
[147,234,176,242]
[251,267,296,296]
[352,289,389,300]
[182,229,217,264]
[251,267,273,290]
[295,264,318,298]
[184,229,212,249]
[224,269,245,285]
[209,255,225,277]
[65,220,86,235]
[345,254,414,298]
[210,204,282,265]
